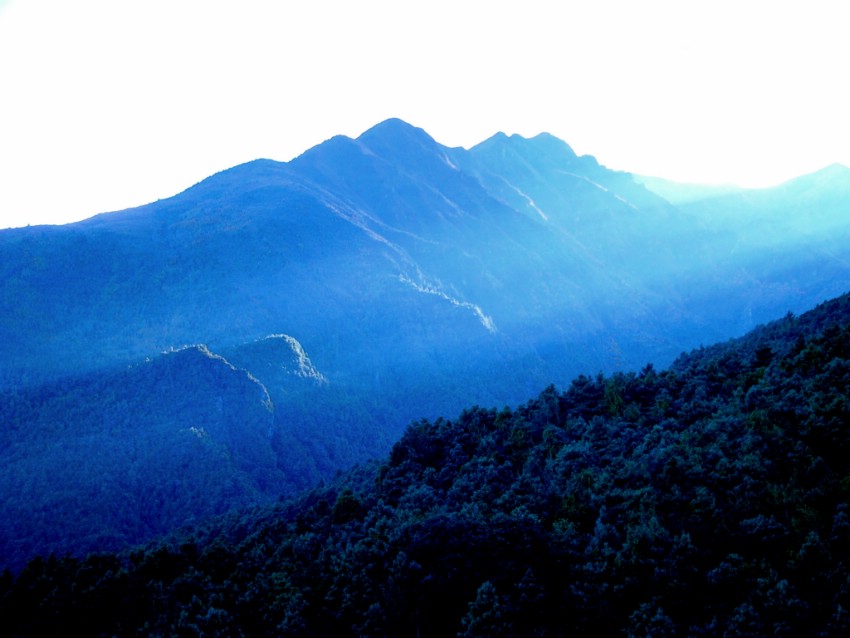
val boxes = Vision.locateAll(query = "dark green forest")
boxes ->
[4,293,850,636]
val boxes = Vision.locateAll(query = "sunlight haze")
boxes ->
[1,0,848,228]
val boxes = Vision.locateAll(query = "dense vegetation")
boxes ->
[3,293,850,636]
[3,119,850,576]
[0,338,410,573]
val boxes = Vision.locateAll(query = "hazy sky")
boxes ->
[1,0,848,228]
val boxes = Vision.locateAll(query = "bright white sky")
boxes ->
[1,0,848,228]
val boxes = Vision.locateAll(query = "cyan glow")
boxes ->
[0,0,847,228]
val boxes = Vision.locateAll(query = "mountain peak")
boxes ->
[356,118,441,156]
[815,162,850,178]
[360,117,432,138]
[290,119,437,174]
[471,130,580,164]
[777,162,850,193]
[528,131,578,157]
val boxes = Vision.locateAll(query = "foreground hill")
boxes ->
[3,292,850,636]
[0,334,405,573]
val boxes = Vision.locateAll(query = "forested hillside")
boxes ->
[2,118,849,576]
[4,292,850,636]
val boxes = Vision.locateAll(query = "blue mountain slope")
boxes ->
[2,119,850,569]
[2,119,848,394]
[680,163,850,238]
[671,163,850,313]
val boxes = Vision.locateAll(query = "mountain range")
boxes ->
[1,118,849,570]
[4,287,850,636]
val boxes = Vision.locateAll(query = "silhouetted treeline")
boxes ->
[3,294,850,636]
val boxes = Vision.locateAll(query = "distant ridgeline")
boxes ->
[3,291,850,635]
[1,118,850,571]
